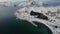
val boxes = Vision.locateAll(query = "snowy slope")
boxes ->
[15,6,60,34]
[15,0,60,34]
[1,0,60,34]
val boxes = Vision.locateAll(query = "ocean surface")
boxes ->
[0,6,53,34]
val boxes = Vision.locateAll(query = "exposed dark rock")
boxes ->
[55,26,58,28]
[52,25,58,28]
[30,11,40,16]
[30,11,48,20]
[37,13,48,20]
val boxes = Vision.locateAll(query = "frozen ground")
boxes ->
[15,2,60,34]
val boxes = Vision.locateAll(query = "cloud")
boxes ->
[0,0,60,2]
[0,0,7,2]
[0,0,26,2]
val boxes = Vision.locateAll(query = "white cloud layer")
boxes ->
[0,0,60,2]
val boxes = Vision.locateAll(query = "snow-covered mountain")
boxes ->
[0,0,60,8]
[0,0,60,34]
[15,6,60,34]
[14,0,60,34]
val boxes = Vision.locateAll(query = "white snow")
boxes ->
[14,0,60,34]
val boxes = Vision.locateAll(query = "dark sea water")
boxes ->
[0,6,53,34]
[45,1,60,7]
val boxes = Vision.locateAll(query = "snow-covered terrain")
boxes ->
[15,0,60,34]
[0,0,60,34]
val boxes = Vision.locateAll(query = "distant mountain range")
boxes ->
[45,1,60,6]
[0,1,60,7]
